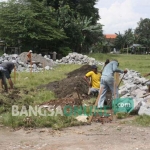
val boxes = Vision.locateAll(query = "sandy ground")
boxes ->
[0,118,150,150]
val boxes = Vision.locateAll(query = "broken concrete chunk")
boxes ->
[138,106,150,116]
[76,115,88,122]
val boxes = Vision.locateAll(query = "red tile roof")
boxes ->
[105,34,117,39]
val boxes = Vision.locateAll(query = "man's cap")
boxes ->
[91,65,97,69]
[29,50,32,53]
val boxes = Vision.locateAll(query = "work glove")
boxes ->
[124,70,128,74]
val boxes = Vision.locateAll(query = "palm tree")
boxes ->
[115,32,126,50]
[124,29,134,54]
[80,17,103,53]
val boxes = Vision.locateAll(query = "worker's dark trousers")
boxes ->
[0,71,8,91]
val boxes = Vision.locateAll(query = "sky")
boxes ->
[95,0,150,34]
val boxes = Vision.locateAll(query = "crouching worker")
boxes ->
[0,62,15,91]
[84,65,101,96]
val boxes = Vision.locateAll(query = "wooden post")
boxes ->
[115,72,119,87]
[88,87,104,123]
[112,73,119,121]
[14,66,16,83]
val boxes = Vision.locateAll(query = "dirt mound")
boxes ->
[39,76,89,99]
[38,65,92,99]
[67,65,92,78]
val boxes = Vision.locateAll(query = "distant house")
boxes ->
[104,34,117,43]
[129,44,146,54]
[102,34,117,53]
[129,44,142,48]
[105,34,117,39]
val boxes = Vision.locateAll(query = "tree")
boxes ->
[82,23,103,53]
[0,0,66,51]
[115,32,126,50]
[52,2,102,53]
[135,18,150,52]
[46,0,99,23]
[124,28,134,54]
[0,0,101,54]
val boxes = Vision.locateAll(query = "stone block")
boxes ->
[138,106,150,116]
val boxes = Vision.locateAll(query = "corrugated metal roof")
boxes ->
[130,44,142,48]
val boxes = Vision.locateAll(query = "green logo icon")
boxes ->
[112,98,134,114]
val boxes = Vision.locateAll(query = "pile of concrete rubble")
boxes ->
[0,52,55,72]
[56,52,104,66]
[0,52,103,72]
[119,70,150,116]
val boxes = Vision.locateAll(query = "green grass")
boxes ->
[1,54,150,128]
[14,64,81,89]
[1,113,83,129]
[89,53,150,75]
[116,112,129,119]
[131,115,150,127]
[0,64,83,129]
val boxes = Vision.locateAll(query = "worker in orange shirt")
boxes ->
[27,50,32,64]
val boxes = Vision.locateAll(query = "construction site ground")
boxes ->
[1,65,150,150]
[1,117,150,150]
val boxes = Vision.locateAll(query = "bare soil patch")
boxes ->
[1,119,150,150]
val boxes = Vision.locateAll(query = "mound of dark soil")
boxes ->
[38,65,92,99]
[67,65,92,78]
[39,76,89,99]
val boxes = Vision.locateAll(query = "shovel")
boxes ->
[117,73,125,88]
[88,73,125,124]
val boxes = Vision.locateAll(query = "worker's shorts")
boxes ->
[3,70,11,79]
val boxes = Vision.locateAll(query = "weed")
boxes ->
[131,115,150,127]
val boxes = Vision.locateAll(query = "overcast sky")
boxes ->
[95,0,150,34]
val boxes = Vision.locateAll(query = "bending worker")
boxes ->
[84,65,101,96]
[97,60,127,108]
[0,62,15,91]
